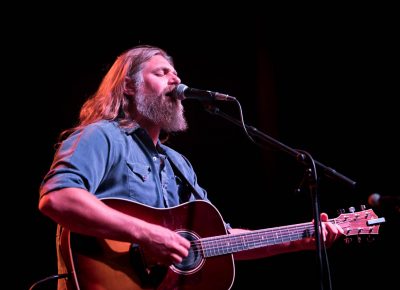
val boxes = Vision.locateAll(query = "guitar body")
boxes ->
[59,198,235,290]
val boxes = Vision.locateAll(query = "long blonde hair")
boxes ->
[59,45,173,140]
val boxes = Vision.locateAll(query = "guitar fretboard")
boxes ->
[197,222,314,257]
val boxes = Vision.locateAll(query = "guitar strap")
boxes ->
[130,129,203,202]
[163,149,204,201]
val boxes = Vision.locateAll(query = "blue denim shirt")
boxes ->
[40,120,209,208]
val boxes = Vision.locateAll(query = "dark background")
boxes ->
[10,6,399,290]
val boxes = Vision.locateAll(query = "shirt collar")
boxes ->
[119,123,141,134]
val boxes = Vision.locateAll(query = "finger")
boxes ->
[321,224,328,242]
[325,219,344,236]
[171,253,185,264]
[171,230,190,246]
[320,212,329,222]
[178,235,191,248]
[175,244,190,258]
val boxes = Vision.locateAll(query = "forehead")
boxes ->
[144,55,176,72]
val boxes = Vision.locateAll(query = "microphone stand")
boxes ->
[204,104,356,290]
[204,105,356,187]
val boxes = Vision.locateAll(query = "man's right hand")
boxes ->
[139,223,191,266]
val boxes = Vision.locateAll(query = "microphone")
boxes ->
[368,193,400,214]
[172,84,236,101]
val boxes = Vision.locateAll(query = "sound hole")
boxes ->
[172,231,204,274]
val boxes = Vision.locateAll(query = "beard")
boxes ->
[135,90,188,133]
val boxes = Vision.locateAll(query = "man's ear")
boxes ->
[124,77,136,95]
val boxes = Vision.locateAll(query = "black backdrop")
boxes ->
[11,6,399,290]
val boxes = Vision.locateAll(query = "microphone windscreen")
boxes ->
[368,193,381,207]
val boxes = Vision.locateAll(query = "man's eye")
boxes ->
[154,71,165,76]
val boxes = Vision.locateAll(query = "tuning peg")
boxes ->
[367,235,375,243]
[348,206,355,213]
[357,235,362,243]
[344,237,352,244]
[360,204,366,210]
[337,208,345,214]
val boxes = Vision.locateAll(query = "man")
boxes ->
[39,45,343,289]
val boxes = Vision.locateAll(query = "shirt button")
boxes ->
[152,156,157,161]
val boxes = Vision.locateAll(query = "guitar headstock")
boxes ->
[334,208,385,237]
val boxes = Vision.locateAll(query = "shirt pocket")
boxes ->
[126,162,151,182]
[126,161,159,205]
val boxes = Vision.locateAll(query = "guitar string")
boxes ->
[189,223,316,255]
[187,214,376,255]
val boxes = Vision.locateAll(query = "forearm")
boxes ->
[39,188,150,243]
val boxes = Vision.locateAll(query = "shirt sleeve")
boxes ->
[39,123,114,198]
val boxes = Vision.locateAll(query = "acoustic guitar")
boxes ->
[59,197,384,290]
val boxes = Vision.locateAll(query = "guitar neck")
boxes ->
[200,222,314,258]
[199,207,384,258]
